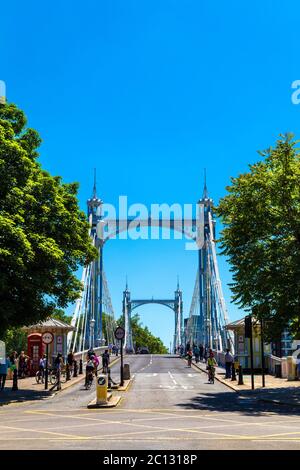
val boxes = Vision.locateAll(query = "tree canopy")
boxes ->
[0,103,97,336]
[217,134,300,340]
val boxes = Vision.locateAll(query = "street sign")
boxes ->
[114,326,125,341]
[98,376,106,386]
[42,331,54,345]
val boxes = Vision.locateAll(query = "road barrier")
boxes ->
[123,363,130,380]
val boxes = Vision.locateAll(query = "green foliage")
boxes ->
[0,103,98,336]
[118,313,168,354]
[2,328,27,355]
[51,309,72,325]
[217,134,300,340]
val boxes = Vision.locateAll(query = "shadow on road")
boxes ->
[177,387,300,416]
[0,388,52,406]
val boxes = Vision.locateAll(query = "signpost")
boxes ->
[245,316,254,390]
[42,331,54,390]
[114,326,125,386]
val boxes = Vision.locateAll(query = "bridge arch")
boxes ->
[123,284,183,353]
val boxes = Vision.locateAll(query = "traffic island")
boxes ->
[87,373,121,409]
[111,378,133,392]
[87,393,122,409]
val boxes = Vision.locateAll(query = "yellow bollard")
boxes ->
[96,374,108,404]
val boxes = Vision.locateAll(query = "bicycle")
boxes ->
[85,370,94,390]
[208,366,215,384]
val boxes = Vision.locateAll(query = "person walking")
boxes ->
[67,350,74,374]
[199,344,204,362]
[194,345,200,363]
[225,348,234,379]
[38,355,46,383]
[0,356,10,391]
[102,349,110,374]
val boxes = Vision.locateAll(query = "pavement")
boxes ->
[191,359,300,407]
[0,355,121,406]
[1,354,300,449]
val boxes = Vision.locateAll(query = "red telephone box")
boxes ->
[27,333,43,375]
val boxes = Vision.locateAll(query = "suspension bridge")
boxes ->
[67,174,232,354]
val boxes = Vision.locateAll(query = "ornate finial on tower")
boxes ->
[92,168,97,199]
[125,275,128,291]
[203,168,208,199]
[177,275,180,290]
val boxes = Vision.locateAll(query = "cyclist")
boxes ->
[207,351,217,383]
[92,354,100,376]
[85,357,95,388]
[187,349,193,367]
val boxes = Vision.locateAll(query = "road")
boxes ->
[1,354,300,450]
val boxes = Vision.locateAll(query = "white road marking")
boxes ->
[168,371,178,385]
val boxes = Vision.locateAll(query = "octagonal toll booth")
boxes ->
[23,318,75,374]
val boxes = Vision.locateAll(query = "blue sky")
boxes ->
[1,1,300,347]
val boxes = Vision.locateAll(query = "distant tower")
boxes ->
[122,280,134,352]
[173,278,183,352]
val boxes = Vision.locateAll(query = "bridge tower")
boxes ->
[187,174,230,352]
[87,170,104,347]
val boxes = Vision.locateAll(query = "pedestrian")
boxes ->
[203,347,208,363]
[102,349,110,373]
[38,355,46,383]
[199,344,204,362]
[0,356,10,391]
[115,345,119,357]
[180,345,184,356]
[225,348,233,379]
[194,345,200,363]
[67,350,74,373]
[18,351,26,378]
[186,342,190,354]
[54,353,63,371]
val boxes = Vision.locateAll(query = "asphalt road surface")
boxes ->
[1,354,300,450]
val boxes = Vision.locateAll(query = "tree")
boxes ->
[3,327,27,354]
[216,134,300,340]
[52,308,72,325]
[117,313,168,354]
[0,103,98,336]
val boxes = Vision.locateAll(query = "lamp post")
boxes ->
[90,318,95,350]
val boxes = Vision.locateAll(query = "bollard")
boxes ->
[12,368,18,391]
[107,368,112,389]
[123,363,130,381]
[73,360,78,377]
[79,359,83,375]
[231,363,236,381]
[238,365,244,385]
[96,374,108,404]
[66,364,71,381]
[57,369,61,390]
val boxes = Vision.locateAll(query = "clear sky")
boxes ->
[1,1,300,348]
